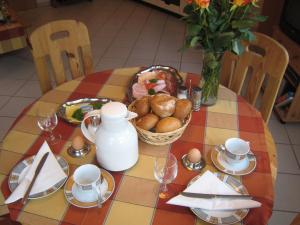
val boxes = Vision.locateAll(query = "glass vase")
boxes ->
[201,50,224,106]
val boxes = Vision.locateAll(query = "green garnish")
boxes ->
[72,109,84,121]
[148,89,156,95]
[149,79,158,83]
[92,102,103,109]
[71,102,104,121]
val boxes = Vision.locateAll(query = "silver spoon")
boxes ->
[219,144,257,159]
[96,174,104,208]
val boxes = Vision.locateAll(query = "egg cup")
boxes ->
[181,154,206,171]
[67,143,91,158]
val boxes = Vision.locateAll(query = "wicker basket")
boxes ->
[128,102,192,146]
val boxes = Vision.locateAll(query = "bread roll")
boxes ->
[134,96,150,117]
[155,117,182,133]
[150,94,176,118]
[173,99,192,121]
[136,113,159,130]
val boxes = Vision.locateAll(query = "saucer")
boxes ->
[189,173,249,224]
[64,169,115,208]
[9,155,69,199]
[211,146,256,176]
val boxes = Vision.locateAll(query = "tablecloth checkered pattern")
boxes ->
[0,21,26,54]
[0,67,276,225]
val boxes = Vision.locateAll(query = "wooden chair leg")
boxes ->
[291,212,300,225]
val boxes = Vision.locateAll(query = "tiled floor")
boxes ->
[0,0,299,224]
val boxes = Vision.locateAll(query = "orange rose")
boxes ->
[195,0,210,8]
[233,0,255,6]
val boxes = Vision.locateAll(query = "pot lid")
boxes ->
[101,102,127,119]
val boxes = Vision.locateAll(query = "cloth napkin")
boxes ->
[5,141,67,204]
[167,170,261,210]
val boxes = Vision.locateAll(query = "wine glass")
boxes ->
[37,108,61,145]
[154,153,178,199]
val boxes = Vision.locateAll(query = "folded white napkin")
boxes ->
[5,141,67,204]
[167,170,261,210]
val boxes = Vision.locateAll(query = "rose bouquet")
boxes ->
[183,0,266,105]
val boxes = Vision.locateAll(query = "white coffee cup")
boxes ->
[223,138,250,164]
[72,164,102,203]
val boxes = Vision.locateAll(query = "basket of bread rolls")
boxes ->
[128,94,192,145]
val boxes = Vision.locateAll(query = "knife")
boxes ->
[22,152,49,205]
[180,192,252,199]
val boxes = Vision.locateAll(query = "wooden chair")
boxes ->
[291,212,300,225]
[29,20,93,94]
[220,32,289,123]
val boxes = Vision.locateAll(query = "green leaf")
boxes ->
[231,20,256,29]
[148,89,155,95]
[214,32,235,49]
[251,15,268,22]
[149,79,157,83]
[187,24,202,36]
[241,30,255,42]
[183,4,194,15]
[190,36,201,48]
[232,40,244,55]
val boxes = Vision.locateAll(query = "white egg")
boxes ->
[72,135,85,150]
[187,148,202,163]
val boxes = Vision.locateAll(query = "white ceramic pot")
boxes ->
[81,102,138,171]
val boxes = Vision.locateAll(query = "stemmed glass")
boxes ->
[37,108,61,145]
[154,153,178,199]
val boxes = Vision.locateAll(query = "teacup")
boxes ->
[223,138,250,164]
[72,164,102,203]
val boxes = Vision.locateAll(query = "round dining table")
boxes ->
[0,67,277,225]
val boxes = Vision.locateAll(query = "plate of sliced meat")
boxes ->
[127,65,183,103]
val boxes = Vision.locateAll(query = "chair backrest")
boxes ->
[291,212,300,225]
[30,20,93,93]
[220,32,289,123]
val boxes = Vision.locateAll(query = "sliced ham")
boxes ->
[132,83,148,99]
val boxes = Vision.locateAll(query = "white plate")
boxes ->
[211,146,256,176]
[189,173,249,224]
[8,155,69,199]
[64,169,115,208]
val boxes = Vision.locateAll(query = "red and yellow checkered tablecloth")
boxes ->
[0,67,277,225]
[0,21,27,54]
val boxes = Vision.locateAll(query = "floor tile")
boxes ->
[111,34,139,48]
[285,123,300,145]
[95,58,127,72]
[155,48,182,61]
[0,54,35,80]
[15,81,42,98]
[0,79,27,96]
[135,39,160,50]
[103,47,132,59]
[0,97,36,117]
[268,119,290,144]
[293,145,300,165]
[0,96,10,109]
[125,58,153,67]
[10,47,33,62]
[269,111,278,121]
[268,210,297,225]
[180,62,203,74]
[129,48,157,60]
[153,60,180,70]
[0,117,15,142]
[182,49,203,63]
[276,144,300,174]
[274,173,300,212]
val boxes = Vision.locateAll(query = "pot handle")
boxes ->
[81,110,101,143]
[126,111,138,120]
